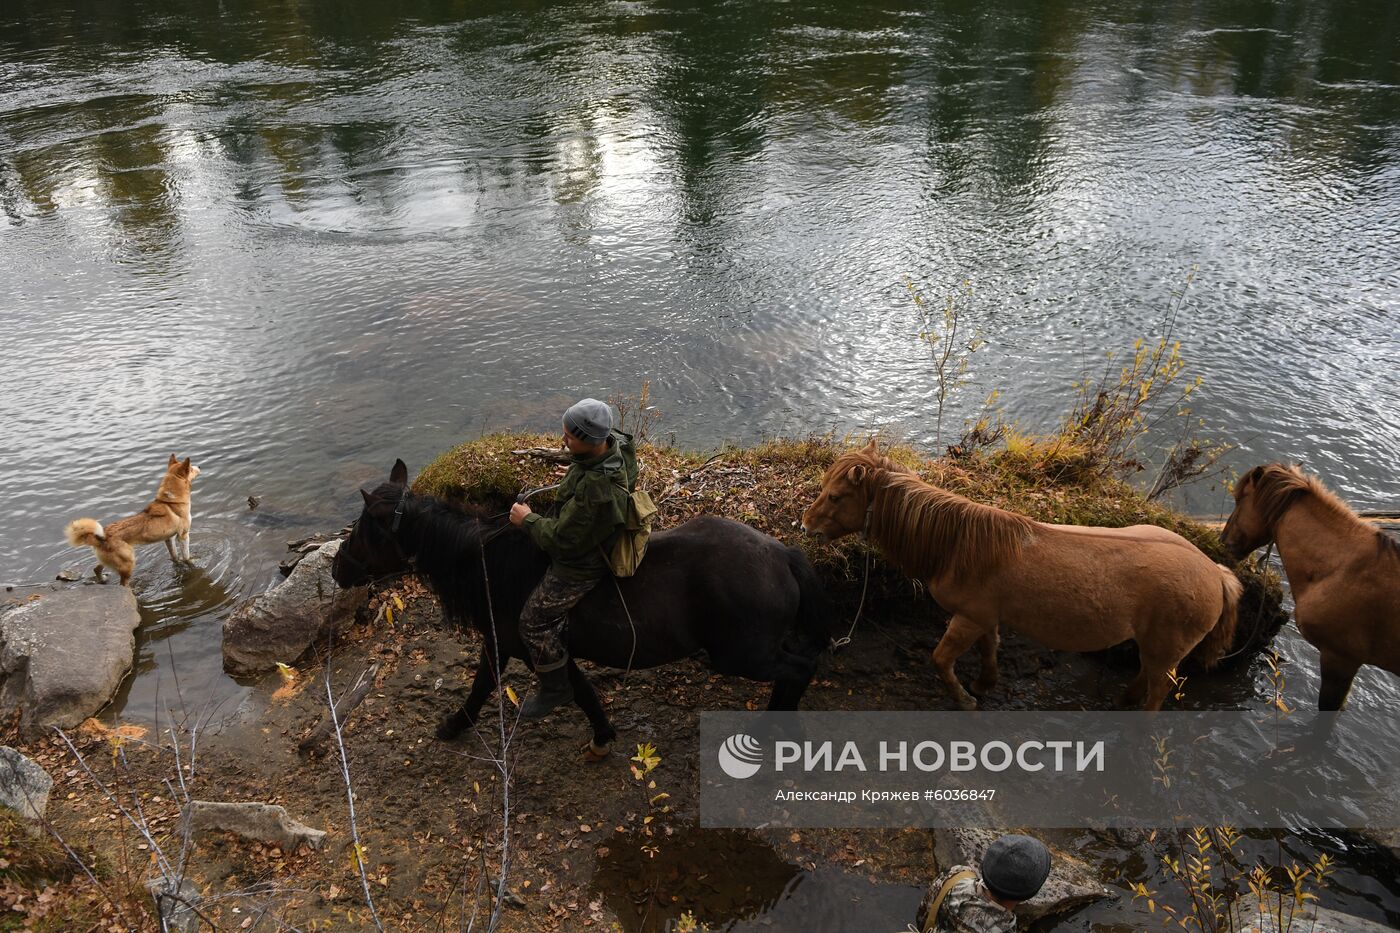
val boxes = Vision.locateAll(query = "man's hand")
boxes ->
[509,502,533,527]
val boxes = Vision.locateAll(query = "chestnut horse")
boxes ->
[1222,463,1400,710]
[802,441,1241,711]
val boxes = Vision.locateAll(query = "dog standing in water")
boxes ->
[65,454,201,586]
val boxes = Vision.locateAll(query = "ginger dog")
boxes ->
[65,454,201,586]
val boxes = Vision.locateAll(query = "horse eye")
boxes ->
[829,494,842,503]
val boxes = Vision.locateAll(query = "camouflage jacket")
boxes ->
[522,430,638,583]
[920,865,1018,933]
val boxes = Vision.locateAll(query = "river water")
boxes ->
[2,0,1398,926]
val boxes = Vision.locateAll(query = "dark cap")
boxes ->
[981,834,1051,902]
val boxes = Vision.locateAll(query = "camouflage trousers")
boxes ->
[519,568,597,673]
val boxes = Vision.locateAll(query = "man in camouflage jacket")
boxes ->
[919,835,1051,932]
[509,398,637,719]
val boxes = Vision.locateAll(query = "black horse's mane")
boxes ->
[398,492,549,634]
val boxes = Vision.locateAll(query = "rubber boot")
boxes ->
[521,664,573,720]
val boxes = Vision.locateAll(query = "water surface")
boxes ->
[2,0,1398,926]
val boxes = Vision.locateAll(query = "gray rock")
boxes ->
[222,540,367,676]
[186,800,327,851]
[923,829,1111,927]
[147,877,202,933]
[1235,894,1394,932]
[0,746,53,820]
[0,586,141,737]
[1357,826,1400,862]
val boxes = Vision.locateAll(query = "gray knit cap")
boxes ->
[563,398,613,444]
[981,834,1051,902]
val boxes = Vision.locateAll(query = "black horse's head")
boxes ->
[332,458,413,588]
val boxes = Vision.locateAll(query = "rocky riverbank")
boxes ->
[0,432,1320,931]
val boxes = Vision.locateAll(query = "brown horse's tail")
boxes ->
[1194,564,1243,670]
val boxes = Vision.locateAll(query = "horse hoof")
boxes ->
[435,717,468,740]
[957,695,979,711]
[582,741,612,762]
[969,680,995,698]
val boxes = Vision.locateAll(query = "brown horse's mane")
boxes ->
[1250,464,1398,558]
[828,448,1033,583]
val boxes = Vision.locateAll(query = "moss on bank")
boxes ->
[414,432,1286,664]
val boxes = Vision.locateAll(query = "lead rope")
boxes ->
[830,502,875,650]
[610,574,639,687]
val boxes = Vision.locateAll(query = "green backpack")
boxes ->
[607,482,658,578]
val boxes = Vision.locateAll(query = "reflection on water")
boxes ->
[1,0,1398,925]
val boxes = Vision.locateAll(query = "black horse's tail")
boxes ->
[786,546,834,657]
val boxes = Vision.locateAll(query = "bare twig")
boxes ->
[323,661,385,932]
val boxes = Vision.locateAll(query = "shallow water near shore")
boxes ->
[2,0,1399,927]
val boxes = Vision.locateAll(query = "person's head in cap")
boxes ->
[981,834,1051,907]
[562,398,614,457]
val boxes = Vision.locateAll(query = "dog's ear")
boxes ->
[181,457,192,474]
[169,453,179,467]
[389,459,409,485]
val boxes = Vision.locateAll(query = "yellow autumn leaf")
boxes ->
[393,595,404,611]
[275,662,297,683]
[505,685,519,707]
[385,605,394,627]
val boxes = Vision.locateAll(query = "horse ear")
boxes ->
[863,438,878,454]
[361,488,377,506]
[390,459,408,485]
[849,464,868,484]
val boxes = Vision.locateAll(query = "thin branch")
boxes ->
[324,659,385,932]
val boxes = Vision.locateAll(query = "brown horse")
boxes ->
[1222,463,1400,710]
[801,440,1241,711]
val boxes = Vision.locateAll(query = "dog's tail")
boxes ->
[65,518,106,547]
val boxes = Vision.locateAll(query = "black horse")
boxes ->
[331,460,833,755]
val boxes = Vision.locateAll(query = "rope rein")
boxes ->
[831,501,875,651]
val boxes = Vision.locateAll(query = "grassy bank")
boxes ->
[414,431,1286,665]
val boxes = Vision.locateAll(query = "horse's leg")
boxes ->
[1317,650,1360,712]
[931,614,985,711]
[969,627,1000,697]
[1126,639,1182,711]
[764,678,804,712]
[1118,672,1150,709]
[566,661,616,759]
[1139,671,1175,712]
[436,648,505,740]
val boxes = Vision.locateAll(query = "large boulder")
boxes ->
[0,746,53,820]
[0,586,141,737]
[920,829,1111,927]
[222,539,367,676]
